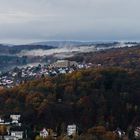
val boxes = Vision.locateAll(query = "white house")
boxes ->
[40,128,49,138]
[134,127,140,138]
[0,117,4,124]
[4,136,18,140]
[11,131,24,139]
[67,124,77,136]
[10,115,21,124]
[50,60,78,68]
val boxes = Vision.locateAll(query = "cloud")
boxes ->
[0,0,140,44]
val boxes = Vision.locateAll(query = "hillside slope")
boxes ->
[0,68,140,133]
[70,45,140,70]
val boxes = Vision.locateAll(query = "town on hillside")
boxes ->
[0,60,95,89]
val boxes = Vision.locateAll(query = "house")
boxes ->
[67,124,77,136]
[59,69,66,74]
[11,131,24,139]
[40,128,49,138]
[10,115,21,124]
[115,128,125,138]
[50,60,78,68]
[3,136,18,140]
[0,117,4,124]
[134,127,140,138]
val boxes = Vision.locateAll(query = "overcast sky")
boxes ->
[0,0,140,44]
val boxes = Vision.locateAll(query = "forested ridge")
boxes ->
[70,45,140,70]
[0,67,140,139]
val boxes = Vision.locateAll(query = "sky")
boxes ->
[0,0,140,44]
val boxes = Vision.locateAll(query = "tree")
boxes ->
[0,125,7,139]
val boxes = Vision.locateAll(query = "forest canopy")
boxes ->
[0,67,140,134]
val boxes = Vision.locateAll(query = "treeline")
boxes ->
[0,44,54,54]
[0,68,140,139]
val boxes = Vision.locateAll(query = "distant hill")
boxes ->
[0,44,55,72]
[0,41,139,72]
[69,45,140,70]
[0,44,55,55]
[30,40,90,47]
[9,45,55,54]
[30,40,139,48]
